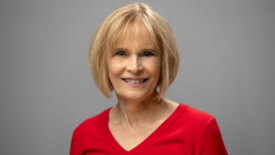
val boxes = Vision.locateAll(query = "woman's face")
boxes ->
[108,28,161,101]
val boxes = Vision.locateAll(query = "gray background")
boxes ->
[1,0,274,154]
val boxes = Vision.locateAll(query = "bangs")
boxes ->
[105,14,162,56]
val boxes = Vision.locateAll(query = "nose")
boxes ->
[127,55,143,74]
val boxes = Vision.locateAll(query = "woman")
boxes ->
[70,2,227,155]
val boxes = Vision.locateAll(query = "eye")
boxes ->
[115,51,125,56]
[143,52,154,57]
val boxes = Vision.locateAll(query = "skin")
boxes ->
[108,25,178,151]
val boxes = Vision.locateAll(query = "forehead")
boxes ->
[115,24,157,48]
[117,27,151,45]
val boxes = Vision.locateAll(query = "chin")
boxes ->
[117,90,153,101]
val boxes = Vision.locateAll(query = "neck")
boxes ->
[112,91,165,128]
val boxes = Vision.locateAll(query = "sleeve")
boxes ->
[70,128,82,155]
[197,118,228,155]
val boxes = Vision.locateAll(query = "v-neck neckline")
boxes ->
[100,103,187,155]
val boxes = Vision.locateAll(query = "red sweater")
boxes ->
[70,103,228,155]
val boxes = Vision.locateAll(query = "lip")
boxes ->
[122,78,148,87]
[122,77,148,80]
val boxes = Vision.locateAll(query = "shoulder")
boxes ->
[72,107,112,136]
[172,104,227,154]
[180,105,228,154]
[178,103,216,129]
[183,104,215,120]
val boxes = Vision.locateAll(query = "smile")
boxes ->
[122,79,148,83]
[122,78,148,87]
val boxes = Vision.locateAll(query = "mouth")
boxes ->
[122,78,148,84]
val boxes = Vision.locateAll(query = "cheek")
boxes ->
[144,59,161,77]
[108,59,124,80]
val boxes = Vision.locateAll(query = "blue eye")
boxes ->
[143,52,154,57]
[115,51,125,56]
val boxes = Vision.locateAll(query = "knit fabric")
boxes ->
[70,103,228,155]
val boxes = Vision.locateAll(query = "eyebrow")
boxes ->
[114,48,158,53]
[114,48,128,52]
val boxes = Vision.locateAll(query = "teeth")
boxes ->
[124,79,144,83]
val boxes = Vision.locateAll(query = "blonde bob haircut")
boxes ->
[88,2,180,101]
